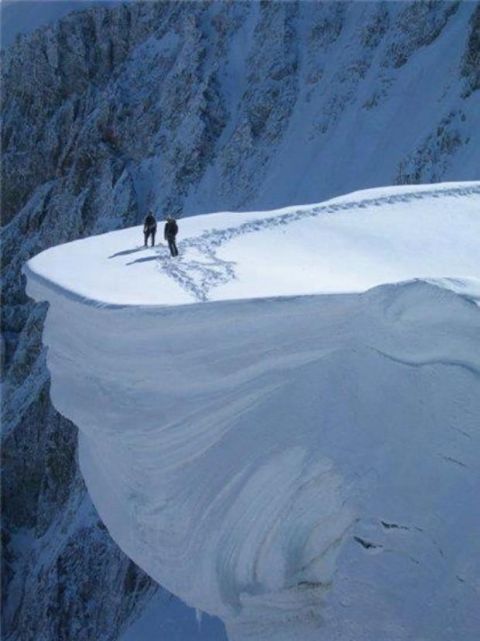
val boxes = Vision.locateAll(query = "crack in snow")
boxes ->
[440,454,468,468]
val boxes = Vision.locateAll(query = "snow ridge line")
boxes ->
[157,184,480,302]
[367,346,480,378]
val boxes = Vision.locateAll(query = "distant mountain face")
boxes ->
[1,2,479,640]
[0,1,132,49]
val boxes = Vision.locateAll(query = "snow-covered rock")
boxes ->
[0,1,126,50]
[3,1,480,229]
[25,184,480,640]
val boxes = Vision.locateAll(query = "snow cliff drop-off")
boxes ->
[25,184,480,640]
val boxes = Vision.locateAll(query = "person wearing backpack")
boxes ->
[143,212,157,247]
[164,217,179,257]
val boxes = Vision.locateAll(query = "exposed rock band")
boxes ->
[143,213,178,257]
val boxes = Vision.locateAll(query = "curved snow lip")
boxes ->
[24,252,480,307]
[26,276,480,641]
[24,181,480,307]
[24,183,480,640]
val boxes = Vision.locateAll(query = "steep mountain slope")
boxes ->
[0,1,115,49]
[2,1,480,639]
[25,184,480,641]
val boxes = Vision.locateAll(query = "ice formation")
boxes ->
[25,184,480,640]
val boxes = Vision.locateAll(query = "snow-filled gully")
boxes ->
[25,184,480,640]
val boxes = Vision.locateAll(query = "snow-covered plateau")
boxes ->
[25,183,480,641]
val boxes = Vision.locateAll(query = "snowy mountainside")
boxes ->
[2,1,480,639]
[2,1,479,230]
[25,184,480,641]
[0,1,113,49]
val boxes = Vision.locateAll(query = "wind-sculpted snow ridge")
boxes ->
[26,182,480,307]
[25,184,480,640]
[159,182,480,303]
[4,2,480,637]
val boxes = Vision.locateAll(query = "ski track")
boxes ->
[151,185,480,302]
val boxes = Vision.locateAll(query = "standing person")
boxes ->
[143,211,157,247]
[164,217,179,257]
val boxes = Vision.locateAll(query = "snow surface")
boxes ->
[25,184,480,640]
[26,182,480,307]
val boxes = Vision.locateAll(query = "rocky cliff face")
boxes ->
[2,1,479,639]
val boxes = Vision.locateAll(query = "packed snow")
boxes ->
[26,182,480,306]
[25,183,480,640]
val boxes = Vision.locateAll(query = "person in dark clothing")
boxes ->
[164,217,179,257]
[143,212,157,247]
